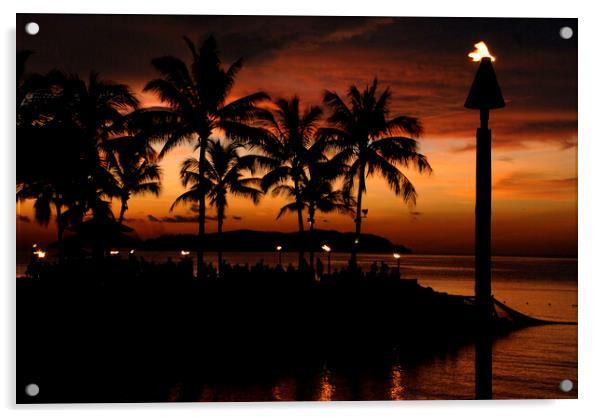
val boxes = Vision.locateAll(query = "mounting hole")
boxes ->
[559,26,573,40]
[559,379,573,392]
[25,22,40,36]
[25,383,40,397]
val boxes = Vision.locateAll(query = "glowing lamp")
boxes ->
[322,244,332,275]
[465,42,505,111]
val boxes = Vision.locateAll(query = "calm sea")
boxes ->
[16,251,578,400]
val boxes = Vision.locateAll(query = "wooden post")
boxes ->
[475,108,493,400]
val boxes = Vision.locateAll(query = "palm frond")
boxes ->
[276,202,303,220]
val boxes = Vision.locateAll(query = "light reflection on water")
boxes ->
[172,323,576,401]
[318,367,334,401]
[389,364,406,400]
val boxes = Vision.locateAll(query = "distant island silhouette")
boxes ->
[139,229,411,254]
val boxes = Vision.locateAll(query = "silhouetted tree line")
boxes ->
[139,230,411,253]
[17,36,431,275]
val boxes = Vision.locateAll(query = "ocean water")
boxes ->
[16,251,577,400]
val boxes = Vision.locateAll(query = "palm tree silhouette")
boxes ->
[144,35,269,273]
[258,96,323,266]
[303,159,355,270]
[105,133,162,225]
[17,69,138,253]
[321,79,432,266]
[171,139,262,273]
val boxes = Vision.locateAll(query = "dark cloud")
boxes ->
[162,215,198,223]
[147,214,197,223]
[232,216,243,221]
[16,15,576,153]
[124,217,145,223]
[146,214,218,223]
[409,211,422,223]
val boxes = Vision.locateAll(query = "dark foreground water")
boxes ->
[17,252,577,400]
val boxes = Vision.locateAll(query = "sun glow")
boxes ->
[468,41,496,62]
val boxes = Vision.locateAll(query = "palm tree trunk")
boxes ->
[294,180,305,268]
[296,199,305,268]
[54,201,64,260]
[351,166,366,267]
[217,204,224,277]
[308,204,316,271]
[118,197,128,225]
[197,138,207,277]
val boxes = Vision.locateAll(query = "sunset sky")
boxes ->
[16,15,577,256]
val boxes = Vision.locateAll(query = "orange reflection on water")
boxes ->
[318,367,335,401]
[270,377,296,401]
[389,364,406,400]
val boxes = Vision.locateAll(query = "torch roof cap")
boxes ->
[464,57,505,110]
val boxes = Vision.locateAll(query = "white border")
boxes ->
[3,1,601,417]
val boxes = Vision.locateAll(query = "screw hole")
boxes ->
[559,26,573,40]
[25,383,39,397]
[25,22,39,36]
[559,379,573,392]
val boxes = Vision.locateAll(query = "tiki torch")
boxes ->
[465,41,505,400]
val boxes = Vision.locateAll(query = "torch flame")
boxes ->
[468,41,496,62]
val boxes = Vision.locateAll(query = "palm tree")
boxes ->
[17,70,138,253]
[106,134,162,225]
[171,139,262,273]
[144,35,269,273]
[258,96,323,266]
[303,160,355,270]
[321,78,432,266]
[16,55,72,246]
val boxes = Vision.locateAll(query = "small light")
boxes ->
[354,238,359,244]
[393,253,401,259]
[276,246,282,251]
[180,250,190,256]
[321,245,331,252]
[33,250,46,259]
[130,249,135,254]
[109,250,120,256]
[32,243,38,248]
